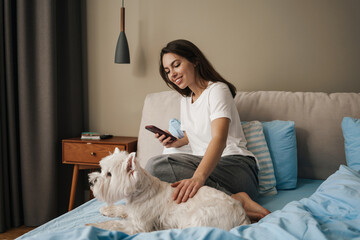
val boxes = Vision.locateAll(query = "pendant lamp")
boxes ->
[115,0,130,63]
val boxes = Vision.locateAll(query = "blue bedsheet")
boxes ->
[18,165,360,240]
[258,178,323,212]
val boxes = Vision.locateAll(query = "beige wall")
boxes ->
[86,0,360,137]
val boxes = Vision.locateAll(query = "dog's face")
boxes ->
[89,148,139,204]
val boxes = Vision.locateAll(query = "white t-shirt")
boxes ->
[180,82,256,162]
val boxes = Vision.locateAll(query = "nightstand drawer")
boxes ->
[62,142,125,165]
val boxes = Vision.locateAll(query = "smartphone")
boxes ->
[145,125,177,142]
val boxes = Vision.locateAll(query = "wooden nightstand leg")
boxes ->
[89,168,96,200]
[68,164,79,211]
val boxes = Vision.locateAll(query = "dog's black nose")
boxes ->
[89,179,97,187]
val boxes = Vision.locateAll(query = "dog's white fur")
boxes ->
[87,148,250,234]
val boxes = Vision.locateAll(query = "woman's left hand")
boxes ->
[171,176,205,204]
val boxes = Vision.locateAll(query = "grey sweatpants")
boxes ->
[145,153,259,201]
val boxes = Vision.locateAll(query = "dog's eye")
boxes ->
[106,172,111,177]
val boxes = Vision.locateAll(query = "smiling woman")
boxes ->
[162,53,198,91]
[145,39,270,221]
[159,39,237,98]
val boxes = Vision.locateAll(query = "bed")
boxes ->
[18,91,360,240]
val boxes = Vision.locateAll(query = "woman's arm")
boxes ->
[171,117,230,203]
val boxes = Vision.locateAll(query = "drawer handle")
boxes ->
[90,152,96,156]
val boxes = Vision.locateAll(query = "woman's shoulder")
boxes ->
[207,81,232,95]
[208,81,224,87]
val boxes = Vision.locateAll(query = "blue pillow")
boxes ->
[163,118,192,155]
[262,121,297,189]
[168,118,185,139]
[341,117,360,171]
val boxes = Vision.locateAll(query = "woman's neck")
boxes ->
[190,79,209,102]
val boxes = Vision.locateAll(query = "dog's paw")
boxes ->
[100,205,128,218]
[85,221,119,231]
[86,220,133,233]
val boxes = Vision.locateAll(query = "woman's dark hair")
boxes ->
[159,39,237,98]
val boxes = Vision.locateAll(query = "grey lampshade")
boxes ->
[115,32,130,63]
[115,3,130,64]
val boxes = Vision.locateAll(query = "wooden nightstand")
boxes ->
[62,136,138,211]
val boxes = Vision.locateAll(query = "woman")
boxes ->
[145,39,270,221]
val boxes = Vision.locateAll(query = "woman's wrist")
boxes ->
[170,135,189,148]
[179,136,189,145]
[192,172,207,184]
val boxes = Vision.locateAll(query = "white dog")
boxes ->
[87,148,250,234]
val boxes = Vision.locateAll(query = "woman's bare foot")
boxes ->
[231,192,270,222]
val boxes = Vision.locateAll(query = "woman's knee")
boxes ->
[144,155,163,176]
[144,154,178,183]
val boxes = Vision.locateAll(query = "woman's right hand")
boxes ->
[155,131,188,148]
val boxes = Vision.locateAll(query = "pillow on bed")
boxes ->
[341,117,360,171]
[242,121,277,196]
[262,120,297,190]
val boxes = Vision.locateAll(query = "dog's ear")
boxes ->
[114,147,120,154]
[126,152,137,173]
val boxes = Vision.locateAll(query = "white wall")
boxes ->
[86,0,360,136]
